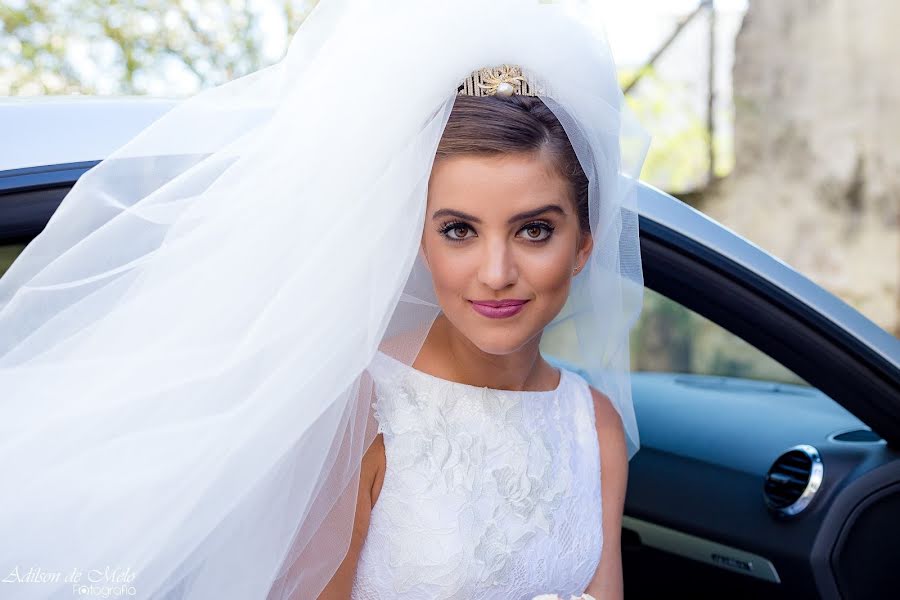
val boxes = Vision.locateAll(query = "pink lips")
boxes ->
[469,299,529,319]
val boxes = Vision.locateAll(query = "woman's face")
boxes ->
[421,151,593,356]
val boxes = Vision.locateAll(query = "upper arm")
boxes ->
[317,433,386,599]
[585,387,629,600]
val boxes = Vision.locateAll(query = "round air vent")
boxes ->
[763,444,823,517]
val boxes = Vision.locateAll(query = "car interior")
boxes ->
[624,219,900,600]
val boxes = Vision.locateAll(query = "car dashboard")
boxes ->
[623,373,900,599]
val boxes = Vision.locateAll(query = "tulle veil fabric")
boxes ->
[0,0,649,598]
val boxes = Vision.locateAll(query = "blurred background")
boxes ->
[1,0,897,382]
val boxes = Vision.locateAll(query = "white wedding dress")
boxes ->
[350,350,604,599]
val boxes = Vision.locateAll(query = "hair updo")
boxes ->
[434,95,590,235]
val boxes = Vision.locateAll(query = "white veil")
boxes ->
[0,1,649,598]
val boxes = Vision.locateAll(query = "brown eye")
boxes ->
[518,222,554,243]
[439,222,475,242]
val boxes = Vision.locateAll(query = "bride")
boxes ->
[0,1,648,599]
[327,89,631,600]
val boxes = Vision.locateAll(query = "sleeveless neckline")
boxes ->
[355,350,603,599]
[374,349,566,397]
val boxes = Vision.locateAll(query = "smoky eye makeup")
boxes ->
[436,219,556,243]
[436,220,474,242]
[518,220,555,242]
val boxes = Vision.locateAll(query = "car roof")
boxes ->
[2,96,898,371]
[0,95,179,173]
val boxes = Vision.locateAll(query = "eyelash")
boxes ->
[437,220,555,244]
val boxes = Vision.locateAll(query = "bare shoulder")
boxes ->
[588,386,628,473]
[361,433,386,507]
[588,386,625,437]
[584,385,629,598]
[317,434,385,598]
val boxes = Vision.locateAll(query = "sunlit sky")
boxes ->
[253,1,751,70]
[578,0,748,65]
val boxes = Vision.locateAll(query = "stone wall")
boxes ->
[699,0,899,335]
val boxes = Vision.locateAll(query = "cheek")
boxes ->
[423,238,471,293]
[526,245,574,291]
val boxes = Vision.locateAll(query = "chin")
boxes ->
[469,337,523,357]
[458,321,537,357]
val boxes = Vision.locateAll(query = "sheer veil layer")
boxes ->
[0,1,649,598]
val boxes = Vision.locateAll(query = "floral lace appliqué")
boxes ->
[352,353,603,600]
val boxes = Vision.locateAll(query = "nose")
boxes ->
[476,237,518,290]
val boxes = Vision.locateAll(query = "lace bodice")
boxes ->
[350,350,603,600]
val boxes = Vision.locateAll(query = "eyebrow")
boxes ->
[431,203,567,224]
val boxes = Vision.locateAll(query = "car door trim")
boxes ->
[623,515,782,583]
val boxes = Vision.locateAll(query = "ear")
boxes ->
[575,230,593,271]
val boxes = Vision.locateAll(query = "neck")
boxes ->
[417,313,557,392]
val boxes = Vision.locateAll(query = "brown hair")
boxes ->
[434,95,590,234]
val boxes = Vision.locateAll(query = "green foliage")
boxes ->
[0,242,27,277]
[618,65,721,193]
[0,0,318,95]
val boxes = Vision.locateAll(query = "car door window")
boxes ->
[0,242,26,279]
[632,287,807,385]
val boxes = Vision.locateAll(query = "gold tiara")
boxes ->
[456,64,543,97]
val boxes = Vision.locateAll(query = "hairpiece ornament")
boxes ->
[457,64,542,97]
